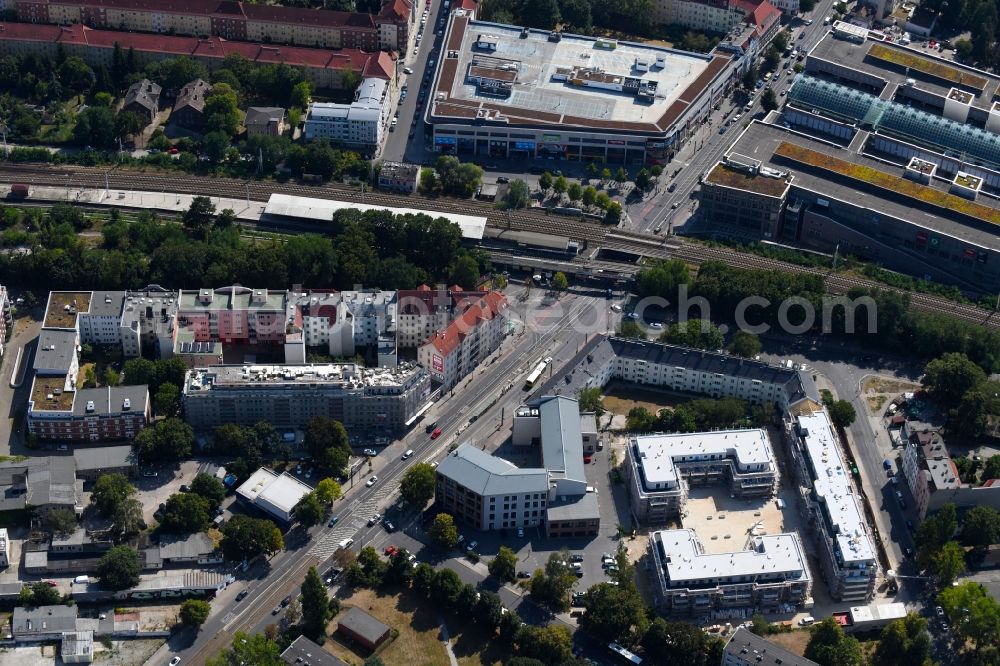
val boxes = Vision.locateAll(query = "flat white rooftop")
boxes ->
[236,467,312,515]
[634,429,774,487]
[263,193,486,240]
[657,529,809,585]
[849,602,906,624]
[449,21,710,124]
[797,411,876,565]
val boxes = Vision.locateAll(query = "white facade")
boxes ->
[304,78,389,151]
[0,528,8,568]
[417,293,509,389]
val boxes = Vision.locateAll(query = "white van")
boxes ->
[799,616,816,626]
[338,538,355,550]
[73,575,90,584]
[402,449,414,459]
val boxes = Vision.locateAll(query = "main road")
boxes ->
[147,288,617,664]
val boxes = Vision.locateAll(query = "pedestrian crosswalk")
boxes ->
[309,480,401,560]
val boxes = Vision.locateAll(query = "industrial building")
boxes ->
[649,529,811,616]
[235,467,313,525]
[182,362,433,433]
[427,6,763,165]
[625,428,778,523]
[435,396,600,537]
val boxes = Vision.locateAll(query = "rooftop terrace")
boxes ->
[867,43,987,91]
[30,376,74,412]
[44,292,91,329]
[705,163,791,196]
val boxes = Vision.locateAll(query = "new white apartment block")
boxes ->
[650,529,811,615]
[786,411,878,602]
[304,78,389,152]
[626,429,778,523]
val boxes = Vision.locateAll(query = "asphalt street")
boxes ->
[149,287,621,663]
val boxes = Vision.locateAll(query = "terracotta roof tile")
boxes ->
[423,291,507,356]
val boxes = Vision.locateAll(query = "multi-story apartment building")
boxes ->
[181,362,432,433]
[785,411,878,602]
[625,429,778,523]
[27,292,150,442]
[417,291,508,389]
[396,286,487,348]
[304,78,390,154]
[435,395,600,537]
[377,162,420,194]
[176,286,287,347]
[899,423,1000,520]
[649,529,811,616]
[0,22,395,92]
[652,0,785,33]
[7,0,412,52]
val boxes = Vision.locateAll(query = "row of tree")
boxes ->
[624,396,770,434]
[916,503,1000,585]
[0,198,489,296]
[633,260,1000,373]
[478,0,658,37]
[921,352,1000,439]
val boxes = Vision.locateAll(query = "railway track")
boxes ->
[0,163,996,327]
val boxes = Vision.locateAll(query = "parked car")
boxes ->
[368,513,381,526]
[142,471,157,478]
[516,527,524,538]
[517,570,531,578]
[328,516,339,527]
[363,448,377,456]
[383,519,396,532]
[431,428,442,439]
[466,541,478,552]
[366,475,379,487]
[236,589,248,601]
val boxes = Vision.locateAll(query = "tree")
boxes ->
[419,167,437,193]
[73,106,116,149]
[293,491,325,527]
[314,478,342,505]
[567,182,583,203]
[46,507,77,535]
[874,613,931,666]
[828,400,857,429]
[600,167,612,183]
[642,618,722,666]
[301,566,330,639]
[475,589,505,629]
[183,196,217,237]
[505,179,530,209]
[222,515,284,561]
[580,582,649,646]
[304,416,351,475]
[551,272,569,291]
[429,513,459,549]
[205,631,283,666]
[412,562,435,597]
[804,617,866,666]
[190,473,227,509]
[431,568,464,608]
[363,658,387,666]
[204,84,241,137]
[604,201,623,225]
[450,255,480,290]
[114,110,145,141]
[916,503,958,571]
[922,352,986,408]
[384,548,414,586]
[729,331,762,358]
[587,162,599,179]
[937,581,1000,650]
[636,260,690,298]
[595,191,611,209]
[616,166,628,184]
[203,131,231,163]
[134,417,194,461]
[529,552,577,611]
[553,175,568,197]
[762,88,778,112]
[97,546,141,591]
[91,473,136,515]
[290,80,312,108]
[112,498,145,539]
[578,386,605,416]
[582,185,597,207]
[59,56,95,96]
[932,541,966,585]
[519,625,574,665]
[18,581,62,607]
[180,599,211,627]
[400,463,436,508]
[539,171,553,191]
[488,545,518,583]
[634,168,651,191]
[961,506,1000,549]
[985,455,1000,482]
[662,319,724,350]
[160,492,211,534]
[617,320,644,339]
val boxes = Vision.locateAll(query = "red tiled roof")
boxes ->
[454,0,477,10]
[747,0,780,31]
[378,0,411,21]
[0,22,388,77]
[242,3,375,29]
[423,291,508,356]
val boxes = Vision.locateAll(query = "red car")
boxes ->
[384,546,397,556]
[583,454,593,464]
[167,147,179,155]
[431,428,442,439]
[44,580,58,587]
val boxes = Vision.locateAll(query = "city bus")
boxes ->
[523,359,548,390]
[608,642,642,664]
